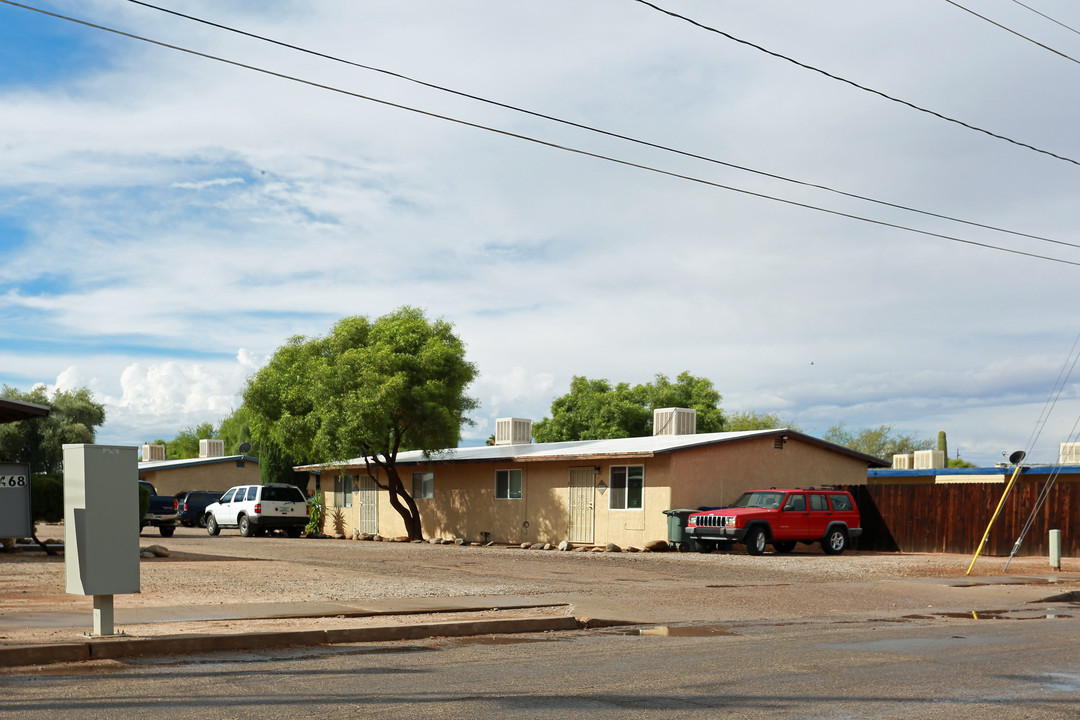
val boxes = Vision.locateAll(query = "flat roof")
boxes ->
[0,397,50,424]
[139,455,258,471]
[296,428,889,471]
[869,464,1080,478]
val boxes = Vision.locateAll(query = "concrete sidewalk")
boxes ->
[0,595,625,668]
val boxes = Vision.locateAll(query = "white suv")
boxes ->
[203,483,309,538]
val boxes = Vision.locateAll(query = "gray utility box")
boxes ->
[0,463,32,538]
[64,444,140,596]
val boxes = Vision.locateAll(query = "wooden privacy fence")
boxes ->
[843,482,1079,557]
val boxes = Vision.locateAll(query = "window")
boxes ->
[412,471,434,500]
[609,466,643,510]
[784,494,806,511]
[809,494,829,511]
[220,488,236,503]
[334,475,353,508]
[829,493,853,511]
[495,469,522,500]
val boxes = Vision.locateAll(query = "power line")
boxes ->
[120,0,1080,252]
[633,0,1080,168]
[1008,0,1080,38]
[4,0,1080,268]
[945,0,1080,65]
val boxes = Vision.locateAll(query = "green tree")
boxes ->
[158,422,216,459]
[0,385,106,475]
[726,410,800,432]
[244,307,478,540]
[217,406,256,457]
[822,422,933,460]
[532,372,724,442]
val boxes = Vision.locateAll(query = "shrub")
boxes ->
[30,474,64,523]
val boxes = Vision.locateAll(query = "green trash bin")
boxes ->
[662,509,697,551]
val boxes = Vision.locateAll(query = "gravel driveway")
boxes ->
[2,523,1077,647]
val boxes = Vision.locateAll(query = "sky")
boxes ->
[2,0,1080,466]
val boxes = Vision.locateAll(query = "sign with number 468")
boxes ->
[0,463,32,537]
[0,474,28,488]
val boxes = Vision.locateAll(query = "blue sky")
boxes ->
[3,0,1080,465]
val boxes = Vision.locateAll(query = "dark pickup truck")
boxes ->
[139,480,179,537]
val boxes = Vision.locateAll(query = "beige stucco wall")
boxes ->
[326,459,674,547]
[138,461,261,497]
[321,437,875,547]
[668,437,872,509]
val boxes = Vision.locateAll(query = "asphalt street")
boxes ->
[3,611,1079,719]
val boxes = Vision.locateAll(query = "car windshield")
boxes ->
[730,491,785,509]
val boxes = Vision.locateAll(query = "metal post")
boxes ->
[967,462,1024,576]
[1050,529,1061,571]
[93,594,114,636]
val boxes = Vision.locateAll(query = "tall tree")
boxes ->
[822,422,933,460]
[244,307,478,540]
[726,410,800,432]
[156,422,216,459]
[217,406,256,457]
[532,372,724,442]
[0,385,106,475]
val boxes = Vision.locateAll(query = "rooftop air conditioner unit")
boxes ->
[892,454,914,469]
[1060,442,1080,464]
[913,450,945,469]
[495,418,532,446]
[199,439,225,458]
[142,444,166,462]
[653,407,697,436]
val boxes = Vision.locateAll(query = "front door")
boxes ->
[357,476,378,535]
[568,467,595,544]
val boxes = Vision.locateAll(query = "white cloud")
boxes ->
[2,1,1079,466]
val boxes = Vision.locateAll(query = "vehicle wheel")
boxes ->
[159,525,175,538]
[746,527,767,556]
[239,515,253,537]
[206,515,220,536]
[696,540,715,554]
[773,540,796,554]
[285,527,303,539]
[197,514,207,528]
[823,528,848,555]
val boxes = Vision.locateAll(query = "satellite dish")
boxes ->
[238,442,251,455]
[1008,450,1026,465]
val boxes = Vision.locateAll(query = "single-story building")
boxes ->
[138,440,260,497]
[298,416,887,547]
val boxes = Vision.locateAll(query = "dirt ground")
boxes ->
[2,523,1077,647]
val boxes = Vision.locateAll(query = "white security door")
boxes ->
[357,476,379,534]
[568,467,595,544]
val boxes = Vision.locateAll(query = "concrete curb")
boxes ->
[0,615,622,668]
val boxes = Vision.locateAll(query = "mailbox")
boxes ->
[63,444,140,634]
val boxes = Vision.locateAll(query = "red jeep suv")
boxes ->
[685,488,861,556]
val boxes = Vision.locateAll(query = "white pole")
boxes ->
[93,594,114,636]
[1049,529,1061,571]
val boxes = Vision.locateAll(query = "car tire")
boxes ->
[159,525,175,538]
[773,540,795,554]
[823,528,848,555]
[197,515,207,528]
[239,515,253,537]
[746,526,767,556]
[206,515,220,536]
[696,540,715,554]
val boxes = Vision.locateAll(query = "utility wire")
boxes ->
[633,0,1080,168]
[945,0,1080,65]
[1008,0,1080,38]
[5,0,1080,267]
[120,0,1079,251]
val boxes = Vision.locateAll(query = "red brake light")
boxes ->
[254,503,262,514]
[172,499,178,511]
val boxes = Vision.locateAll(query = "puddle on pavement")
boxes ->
[934,610,1073,621]
[606,624,735,637]
[435,635,564,649]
